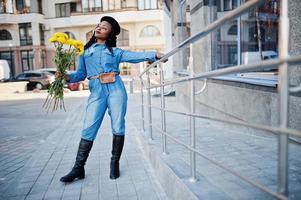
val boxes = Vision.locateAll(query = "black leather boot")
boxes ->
[60,138,93,182]
[110,135,125,179]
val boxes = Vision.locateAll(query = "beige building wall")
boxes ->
[0,0,166,79]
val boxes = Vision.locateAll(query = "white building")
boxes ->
[0,0,169,78]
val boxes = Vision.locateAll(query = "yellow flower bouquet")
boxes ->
[43,32,84,112]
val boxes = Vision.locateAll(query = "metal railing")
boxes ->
[138,0,301,199]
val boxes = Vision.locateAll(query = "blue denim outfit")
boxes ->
[69,43,157,141]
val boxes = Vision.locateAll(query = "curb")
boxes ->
[131,122,199,200]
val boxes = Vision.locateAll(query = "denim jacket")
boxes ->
[68,43,158,83]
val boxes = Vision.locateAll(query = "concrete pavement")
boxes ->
[1,91,168,200]
[1,91,300,200]
[131,94,301,200]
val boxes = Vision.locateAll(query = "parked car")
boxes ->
[14,71,55,90]
[0,59,11,82]
[36,67,57,75]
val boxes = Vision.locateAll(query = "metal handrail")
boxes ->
[289,84,301,93]
[144,104,301,138]
[148,55,301,89]
[150,124,287,200]
[194,79,207,95]
[138,0,297,199]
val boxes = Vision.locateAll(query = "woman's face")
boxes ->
[94,21,112,40]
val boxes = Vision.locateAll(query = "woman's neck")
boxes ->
[96,39,106,44]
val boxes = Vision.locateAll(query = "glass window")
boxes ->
[102,0,121,11]
[38,0,42,14]
[241,1,279,68]
[55,3,73,17]
[228,24,237,35]
[39,24,45,45]
[41,50,46,68]
[213,0,279,72]
[224,0,232,11]
[0,29,12,40]
[0,0,6,13]
[19,23,32,46]
[138,0,157,10]
[16,0,24,10]
[21,50,34,71]
[222,0,238,11]
[82,0,102,12]
[117,28,129,47]
[140,25,160,37]
[15,0,30,12]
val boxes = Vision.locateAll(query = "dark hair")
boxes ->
[84,30,117,55]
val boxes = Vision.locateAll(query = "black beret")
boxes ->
[100,16,120,36]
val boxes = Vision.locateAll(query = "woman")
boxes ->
[58,16,166,182]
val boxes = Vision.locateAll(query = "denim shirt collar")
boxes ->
[91,43,106,49]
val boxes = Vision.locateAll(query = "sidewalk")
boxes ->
[1,94,168,200]
[130,94,301,200]
[2,92,300,200]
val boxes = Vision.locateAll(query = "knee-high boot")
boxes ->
[60,138,93,182]
[110,134,125,179]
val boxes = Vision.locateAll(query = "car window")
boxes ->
[16,74,25,79]
[24,73,33,78]
[30,73,42,78]
[46,70,56,75]
[42,72,53,77]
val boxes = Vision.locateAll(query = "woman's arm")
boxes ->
[67,55,87,83]
[119,49,158,63]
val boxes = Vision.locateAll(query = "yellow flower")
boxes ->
[54,32,69,40]
[78,46,84,55]
[74,40,84,49]
[66,39,76,46]
[56,36,67,44]
[48,37,57,43]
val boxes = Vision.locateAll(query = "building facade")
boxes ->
[0,0,167,78]
[165,0,301,136]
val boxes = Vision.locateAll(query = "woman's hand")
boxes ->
[55,71,70,82]
[156,52,168,63]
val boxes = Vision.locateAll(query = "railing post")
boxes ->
[278,0,289,196]
[159,63,167,154]
[146,72,153,140]
[140,77,145,132]
[189,43,197,182]
[129,78,134,94]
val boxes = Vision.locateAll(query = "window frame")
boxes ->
[212,0,279,87]
[138,0,158,10]
[19,23,32,46]
[55,3,73,17]
[117,28,129,47]
[39,24,45,45]
[82,0,102,12]
[0,29,12,40]
[140,25,161,37]
[21,50,34,72]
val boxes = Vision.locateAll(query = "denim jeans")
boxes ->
[81,75,127,141]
